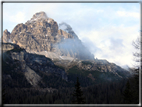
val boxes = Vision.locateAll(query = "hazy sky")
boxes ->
[3,2,140,68]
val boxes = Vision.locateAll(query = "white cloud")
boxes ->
[79,23,139,68]
[3,3,140,68]
[9,12,25,23]
[117,11,140,19]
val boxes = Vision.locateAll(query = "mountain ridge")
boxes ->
[2,11,130,88]
[3,11,94,60]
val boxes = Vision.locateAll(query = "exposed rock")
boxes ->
[59,22,78,39]
[87,73,95,81]
[2,43,20,52]
[2,29,11,43]
[2,11,94,60]
[1,12,130,88]
[2,43,68,87]
[24,64,41,87]
[77,60,129,78]
[53,58,130,79]
[30,11,48,20]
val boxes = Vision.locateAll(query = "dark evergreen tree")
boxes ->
[2,87,7,104]
[72,77,85,104]
[123,81,132,103]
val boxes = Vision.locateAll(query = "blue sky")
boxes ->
[3,2,140,68]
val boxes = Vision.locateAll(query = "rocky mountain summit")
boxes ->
[2,11,137,105]
[58,22,78,39]
[3,11,94,60]
[2,11,130,88]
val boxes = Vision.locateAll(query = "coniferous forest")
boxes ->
[2,72,139,104]
[1,11,140,106]
[2,42,140,105]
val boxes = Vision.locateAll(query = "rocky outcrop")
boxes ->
[2,11,94,60]
[2,43,16,51]
[53,58,130,79]
[2,12,130,88]
[2,43,68,87]
[77,59,129,78]
[2,29,11,43]
[59,22,78,39]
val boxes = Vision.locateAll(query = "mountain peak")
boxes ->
[59,22,78,39]
[3,29,10,34]
[2,11,93,60]
[59,22,72,33]
[3,29,11,43]
[32,11,48,19]
[28,11,48,23]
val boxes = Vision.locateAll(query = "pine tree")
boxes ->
[2,88,6,104]
[123,81,132,103]
[72,77,85,104]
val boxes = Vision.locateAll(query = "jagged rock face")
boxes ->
[3,29,11,43]
[59,22,78,39]
[76,59,130,78]
[2,43,68,87]
[2,43,16,51]
[2,11,94,60]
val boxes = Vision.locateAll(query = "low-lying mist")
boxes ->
[54,37,94,60]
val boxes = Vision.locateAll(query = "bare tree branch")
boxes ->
[132,37,141,74]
